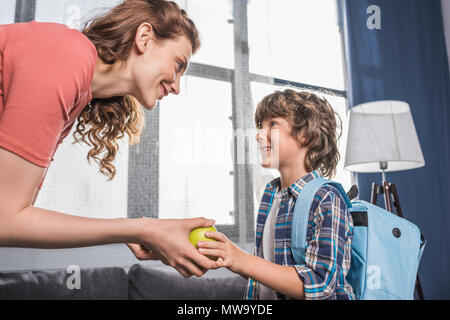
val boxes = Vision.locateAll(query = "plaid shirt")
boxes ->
[244,170,356,300]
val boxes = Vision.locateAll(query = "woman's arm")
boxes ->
[197,232,305,299]
[0,147,218,277]
[0,205,142,249]
[30,186,40,207]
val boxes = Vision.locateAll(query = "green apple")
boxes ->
[189,226,218,261]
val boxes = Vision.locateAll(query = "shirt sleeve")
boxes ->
[293,186,350,300]
[0,24,96,168]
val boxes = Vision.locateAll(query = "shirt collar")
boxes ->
[266,170,324,200]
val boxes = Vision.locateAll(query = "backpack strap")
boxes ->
[291,177,352,265]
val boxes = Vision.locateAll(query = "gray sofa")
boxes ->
[0,263,248,300]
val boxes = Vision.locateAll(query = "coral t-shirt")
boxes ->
[0,21,98,189]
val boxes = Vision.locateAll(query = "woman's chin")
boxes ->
[143,99,157,110]
[136,94,157,110]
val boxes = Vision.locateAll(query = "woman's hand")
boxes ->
[130,217,220,278]
[126,243,169,265]
[196,231,249,274]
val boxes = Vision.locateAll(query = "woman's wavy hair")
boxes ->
[74,0,200,180]
[254,89,342,178]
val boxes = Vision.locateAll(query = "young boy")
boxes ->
[198,89,356,300]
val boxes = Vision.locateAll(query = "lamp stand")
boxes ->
[371,165,425,300]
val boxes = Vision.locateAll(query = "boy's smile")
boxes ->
[260,145,272,156]
[256,117,306,170]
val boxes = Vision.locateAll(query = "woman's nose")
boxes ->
[170,75,181,95]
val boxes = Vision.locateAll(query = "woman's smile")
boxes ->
[159,83,168,100]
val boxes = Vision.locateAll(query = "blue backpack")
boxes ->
[291,178,426,300]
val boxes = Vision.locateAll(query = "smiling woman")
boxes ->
[0,0,218,279]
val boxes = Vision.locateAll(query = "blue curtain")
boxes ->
[340,0,450,299]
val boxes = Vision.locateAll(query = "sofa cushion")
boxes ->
[128,264,247,300]
[0,267,128,300]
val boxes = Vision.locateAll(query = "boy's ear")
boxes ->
[297,131,307,146]
[299,138,308,147]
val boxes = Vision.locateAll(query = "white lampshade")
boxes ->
[344,100,425,173]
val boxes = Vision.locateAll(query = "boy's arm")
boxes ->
[239,253,305,299]
[198,233,305,299]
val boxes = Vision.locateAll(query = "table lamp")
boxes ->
[344,100,424,177]
[344,99,425,299]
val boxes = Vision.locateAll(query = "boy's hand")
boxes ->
[196,231,249,274]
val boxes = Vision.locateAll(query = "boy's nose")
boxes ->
[255,128,269,143]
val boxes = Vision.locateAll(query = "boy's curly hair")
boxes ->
[254,89,342,178]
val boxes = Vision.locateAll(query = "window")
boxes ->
[35,0,122,29]
[182,0,234,69]
[159,76,235,225]
[248,0,346,90]
[0,0,15,25]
